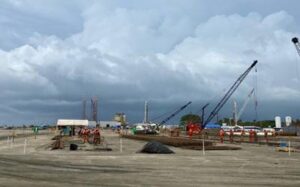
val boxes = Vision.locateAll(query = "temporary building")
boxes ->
[57,119,89,126]
[56,119,88,136]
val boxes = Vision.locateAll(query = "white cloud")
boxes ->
[1,1,300,124]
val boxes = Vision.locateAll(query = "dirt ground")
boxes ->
[0,130,299,187]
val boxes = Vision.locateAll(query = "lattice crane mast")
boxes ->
[202,60,258,128]
[159,101,192,126]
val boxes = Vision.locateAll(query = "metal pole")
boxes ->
[9,137,12,148]
[24,139,27,154]
[120,137,123,153]
[202,133,205,156]
[7,136,10,145]
[288,140,291,156]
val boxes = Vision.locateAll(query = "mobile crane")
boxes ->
[158,101,192,126]
[187,60,258,137]
[202,60,258,128]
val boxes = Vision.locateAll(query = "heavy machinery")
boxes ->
[158,101,192,126]
[202,60,258,128]
[133,101,191,135]
[187,60,258,137]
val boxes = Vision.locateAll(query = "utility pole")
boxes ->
[233,100,238,126]
[91,97,98,122]
[143,101,149,123]
[82,99,87,119]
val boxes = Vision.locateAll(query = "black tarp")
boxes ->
[138,141,174,154]
[70,144,78,151]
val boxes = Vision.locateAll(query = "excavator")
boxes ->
[187,60,258,137]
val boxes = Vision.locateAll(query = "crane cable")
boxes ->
[254,66,258,123]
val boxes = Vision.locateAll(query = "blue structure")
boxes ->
[205,123,221,129]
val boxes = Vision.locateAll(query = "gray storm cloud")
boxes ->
[0,0,300,124]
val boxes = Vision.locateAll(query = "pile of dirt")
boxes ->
[138,141,174,154]
[51,137,64,150]
[51,135,61,140]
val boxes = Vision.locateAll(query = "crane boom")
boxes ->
[236,88,255,122]
[203,60,258,128]
[159,101,192,126]
[292,37,300,57]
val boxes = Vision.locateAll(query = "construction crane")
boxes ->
[235,88,255,126]
[158,101,192,126]
[292,37,300,57]
[202,60,258,128]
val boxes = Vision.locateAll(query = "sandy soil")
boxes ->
[0,130,299,187]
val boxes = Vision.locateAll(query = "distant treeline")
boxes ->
[218,118,300,128]
[179,114,300,128]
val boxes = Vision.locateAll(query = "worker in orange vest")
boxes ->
[229,129,234,143]
[240,129,245,142]
[187,123,194,139]
[188,126,193,139]
[219,129,225,143]
[93,128,101,145]
[249,130,254,143]
[80,128,85,139]
[82,128,90,143]
[254,130,258,143]
[264,130,268,143]
[272,130,276,137]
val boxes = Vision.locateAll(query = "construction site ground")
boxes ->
[0,129,299,187]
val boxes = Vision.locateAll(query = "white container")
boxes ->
[275,116,281,128]
[285,116,292,127]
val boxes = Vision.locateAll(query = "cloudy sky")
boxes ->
[1,0,300,125]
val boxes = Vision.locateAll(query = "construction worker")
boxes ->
[254,130,258,143]
[264,130,268,143]
[272,130,276,137]
[78,127,83,137]
[219,129,225,143]
[82,128,90,143]
[188,127,193,139]
[240,129,245,143]
[229,129,234,143]
[93,128,101,145]
[249,130,254,143]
